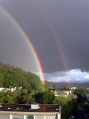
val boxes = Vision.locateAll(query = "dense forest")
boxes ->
[0,62,43,90]
[0,62,45,104]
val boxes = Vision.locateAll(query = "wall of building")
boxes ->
[0,112,60,119]
[12,114,24,119]
[0,114,10,119]
[35,115,44,119]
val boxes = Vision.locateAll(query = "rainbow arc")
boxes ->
[0,6,45,84]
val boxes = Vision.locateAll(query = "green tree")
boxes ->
[0,73,3,87]
[0,90,5,103]
[19,89,35,104]
[35,92,44,103]
[11,90,20,104]
[44,87,55,104]
[54,94,77,119]
[73,88,88,103]
[0,62,43,90]
[4,93,14,104]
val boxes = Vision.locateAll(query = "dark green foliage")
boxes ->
[73,87,88,103]
[0,62,45,104]
[0,62,43,90]
[4,93,14,104]
[0,73,3,87]
[54,94,77,119]
[43,86,55,104]
[34,92,44,103]
[10,90,20,104]
[19,89,35,104]
[73,88,89,116]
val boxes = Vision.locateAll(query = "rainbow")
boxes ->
[31,2,67,72]
[0,6,45,84]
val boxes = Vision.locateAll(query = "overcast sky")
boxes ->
[0,0,89,82]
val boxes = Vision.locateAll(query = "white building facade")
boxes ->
[0,104,61,119]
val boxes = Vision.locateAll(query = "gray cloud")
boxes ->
[0,0,89,73]
[44,69,89,82]
[0,8,39,72]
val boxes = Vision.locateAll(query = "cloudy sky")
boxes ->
[0,0,89,82]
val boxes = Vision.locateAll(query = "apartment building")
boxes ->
[0,104,61,119]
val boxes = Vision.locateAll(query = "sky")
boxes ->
[0,0,89,82]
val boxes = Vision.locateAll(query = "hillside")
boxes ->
[0,62,43,90]
[46,81,89,88]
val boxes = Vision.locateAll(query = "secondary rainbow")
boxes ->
[0,6,45,84]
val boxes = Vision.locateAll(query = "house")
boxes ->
[0,104,61,119]
[54,91,59,97]
[87,94,89,101]
[0,88,7,91]
[71,87,76,91]
[0,87,22,92]
[63,90,72,95]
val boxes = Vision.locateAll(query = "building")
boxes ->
[54,91,59,97]
[0,104,61,119]
[0,87,22,92]
[87,94,89,101]
[63,90,72,95]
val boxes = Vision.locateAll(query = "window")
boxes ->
[29,116,34,119]
[35,115,44,119]
[45,116,56,119]
[12,115,24,119]
[24,115,34,119]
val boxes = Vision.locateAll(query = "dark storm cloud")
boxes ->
[34,0,89,71]
[0,0,89,73]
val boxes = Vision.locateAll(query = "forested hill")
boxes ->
[0,63,43,90]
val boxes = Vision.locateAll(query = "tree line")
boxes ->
[0,63,89,118]
[0,62,43,90]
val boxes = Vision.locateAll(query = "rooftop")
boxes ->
[0,104,60,112]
